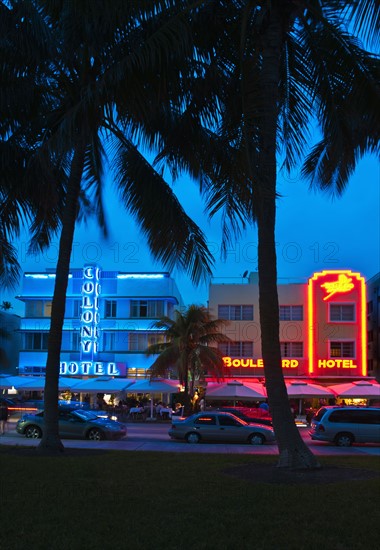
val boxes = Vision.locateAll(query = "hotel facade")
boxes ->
[14,265,378,384]
[209,269,375,384]
[16,266,183,378]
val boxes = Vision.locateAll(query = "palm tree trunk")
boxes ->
[38,146,85,453]
[254,8,320,469]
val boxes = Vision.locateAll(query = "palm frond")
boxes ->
[112,138,214,285]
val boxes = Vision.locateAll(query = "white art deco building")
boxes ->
[16,266,184,378]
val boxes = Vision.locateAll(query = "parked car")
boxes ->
[214,407,273,426]
[168,412,276,445]
[0,397,17,407]
[309,406,380,447]
[16,408,127,441]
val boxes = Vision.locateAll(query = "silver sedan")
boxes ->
[168,412,276,445]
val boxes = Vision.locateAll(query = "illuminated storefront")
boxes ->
[209,269,373,383]
[17,266,183,378]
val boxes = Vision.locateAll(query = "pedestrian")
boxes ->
[0,401,9,435]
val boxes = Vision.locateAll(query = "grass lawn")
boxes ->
[0,448,379,550]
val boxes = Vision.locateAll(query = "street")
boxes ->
[1,419,380,456]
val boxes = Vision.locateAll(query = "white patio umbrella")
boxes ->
[0,375,24,390]
[67,377,135,393]
[328,380,380,399]
[286,381,335,415]
[285,381,335,399]
[127,379,181,420]
[7,376,77,391]
[205,380,267,405]
[0,375,76,391]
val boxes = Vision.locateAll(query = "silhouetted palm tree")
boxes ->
[155,0,380,468]
[146,304,227,411]
[2,1,214,451]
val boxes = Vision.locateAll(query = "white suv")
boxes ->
[309,406,380,447]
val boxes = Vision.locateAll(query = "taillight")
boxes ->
[317,425,325,432]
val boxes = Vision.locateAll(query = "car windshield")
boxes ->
[72,410,100,421]
[313,407,328,422]
[183,414,198,423]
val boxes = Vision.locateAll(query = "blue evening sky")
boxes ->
[3,152,379,316]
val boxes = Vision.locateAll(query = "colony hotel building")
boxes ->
[17,267,183,378]
[209,269,373,384]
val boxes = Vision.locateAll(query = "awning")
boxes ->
[205,380,267,401]
[285,381,335,398]
[328,380,380,399]
[127,378,180,394]
[67,377,135,393]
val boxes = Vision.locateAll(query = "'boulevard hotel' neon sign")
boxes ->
[60,265,119,376]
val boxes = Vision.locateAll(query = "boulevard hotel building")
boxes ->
[16,266,377,384]
[209,269,374,384]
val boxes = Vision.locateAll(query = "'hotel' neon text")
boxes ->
[60,361,120,376]
[318,359,357,369]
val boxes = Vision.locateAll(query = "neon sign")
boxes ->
[60,361,121,376]
[80,266,101,359]
[223,357,299,369]
[308,270,367,376]
[317,359,357,369]
[320,274,355,301]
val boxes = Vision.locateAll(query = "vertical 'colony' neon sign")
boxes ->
[80,265,101,361]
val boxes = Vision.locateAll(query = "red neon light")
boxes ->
[223,357,299,369]
[320,273,355,301]
[308,270,367,377]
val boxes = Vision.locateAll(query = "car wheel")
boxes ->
[87,428,104,441]
[25,425,42,439]
[186,432,201,444]
[249,433,265,445]
[334,432,354,447]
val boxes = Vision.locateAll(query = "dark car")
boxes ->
[214,407,273,426]
[16,408,127,441]
[0,397,16,407]
[168,412,276,445]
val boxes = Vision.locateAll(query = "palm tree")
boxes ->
[2,1,214,452]
[146,305,227,411]
[154,1,380,468]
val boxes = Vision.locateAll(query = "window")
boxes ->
[24,332,49,350]
[130,300,164,318]
[129,333,146,351]
[279,306,303,321]
[218,305,254,321]
[25,301,52,318]
[329,304,355,322]
[72,332,80,351]
[330,341,355,358]
[105,300,117,318]
[128,332,165,351]
[73,300,81,318]
[103,332,116,351]
[218,341,253,357]
[195,415,216,425]
[218,415,240,426]
[328,410,380,424]
[280,342,303,357]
